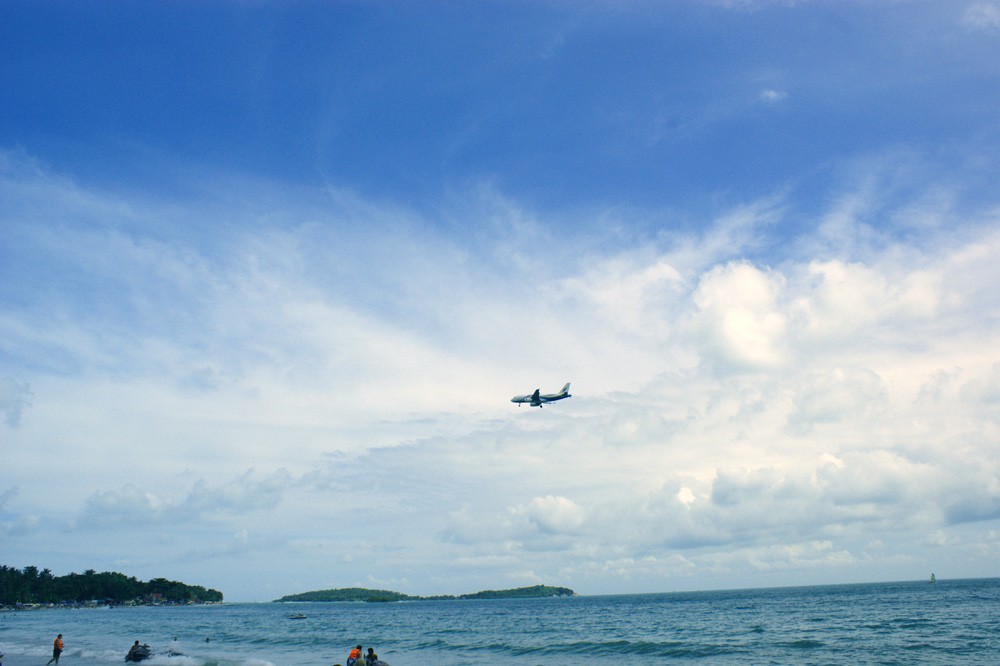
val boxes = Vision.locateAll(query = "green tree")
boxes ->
[0,565,223,605]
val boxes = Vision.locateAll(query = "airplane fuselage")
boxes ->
[511,383,571,407]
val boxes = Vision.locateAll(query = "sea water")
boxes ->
[1,579,997,666]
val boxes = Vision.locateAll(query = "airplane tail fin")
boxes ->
[559,382,570,395]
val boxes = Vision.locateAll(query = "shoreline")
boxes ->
[2,601,223,612]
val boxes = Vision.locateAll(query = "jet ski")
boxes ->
[125,645,152,662]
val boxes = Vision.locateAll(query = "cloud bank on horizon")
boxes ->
[2,1,999,601]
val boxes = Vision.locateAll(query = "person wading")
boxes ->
[46,635,64,665]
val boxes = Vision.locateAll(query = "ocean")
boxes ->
[1,579,997,666]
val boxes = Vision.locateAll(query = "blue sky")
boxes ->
[2,1,1000,602]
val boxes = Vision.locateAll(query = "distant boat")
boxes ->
[929,573,936,584]
[288,613,307,619]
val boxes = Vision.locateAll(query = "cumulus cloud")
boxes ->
[0,487,50,538]
[75,470,296,529]
[791,259,943,342]
[959,361,1000,415]
[701,540,857,572]
[440,496,588,554]
[435,398,1000,578]
[560,254,686,335]
[512,495,587,535]
[3,147,1000,597]
[686,261,788,369]
[786,366,888,432]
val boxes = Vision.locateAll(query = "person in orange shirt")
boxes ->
[346,645,362,666]
[46,635,63,665]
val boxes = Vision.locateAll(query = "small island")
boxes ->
[275,584,575,603]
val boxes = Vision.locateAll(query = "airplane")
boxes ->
[511,383,571,407]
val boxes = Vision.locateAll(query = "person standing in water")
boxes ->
[46,635,63,665]
[346,645,362,666]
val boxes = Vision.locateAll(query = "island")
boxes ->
[274,584,575,603]
[1,564,223,607]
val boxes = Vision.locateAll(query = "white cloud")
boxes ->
[962,3,1000,31]
[561,254,685,335]
[790,259,944,343]
[959,361,1000,414]
[786,366,888,432]
[686,261,788,369]
[3,148,1000,598]
[701,540,857,573]
[512,495,587,535]
[75,470,297,529]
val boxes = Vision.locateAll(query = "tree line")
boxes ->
[275,584,575,602]
[0,565,223,605]
[457,584,575,599]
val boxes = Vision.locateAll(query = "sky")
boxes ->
[2,0,1000,603]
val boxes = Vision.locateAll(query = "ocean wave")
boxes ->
[410,638,454,650]
[448,639,744,659]
[5,645,51,659]
[239,658,276,666]
[145,654,204,666]
[77,647,124,662]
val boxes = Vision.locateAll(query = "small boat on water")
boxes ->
[929,573,936,584]
[288,613,307,619]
